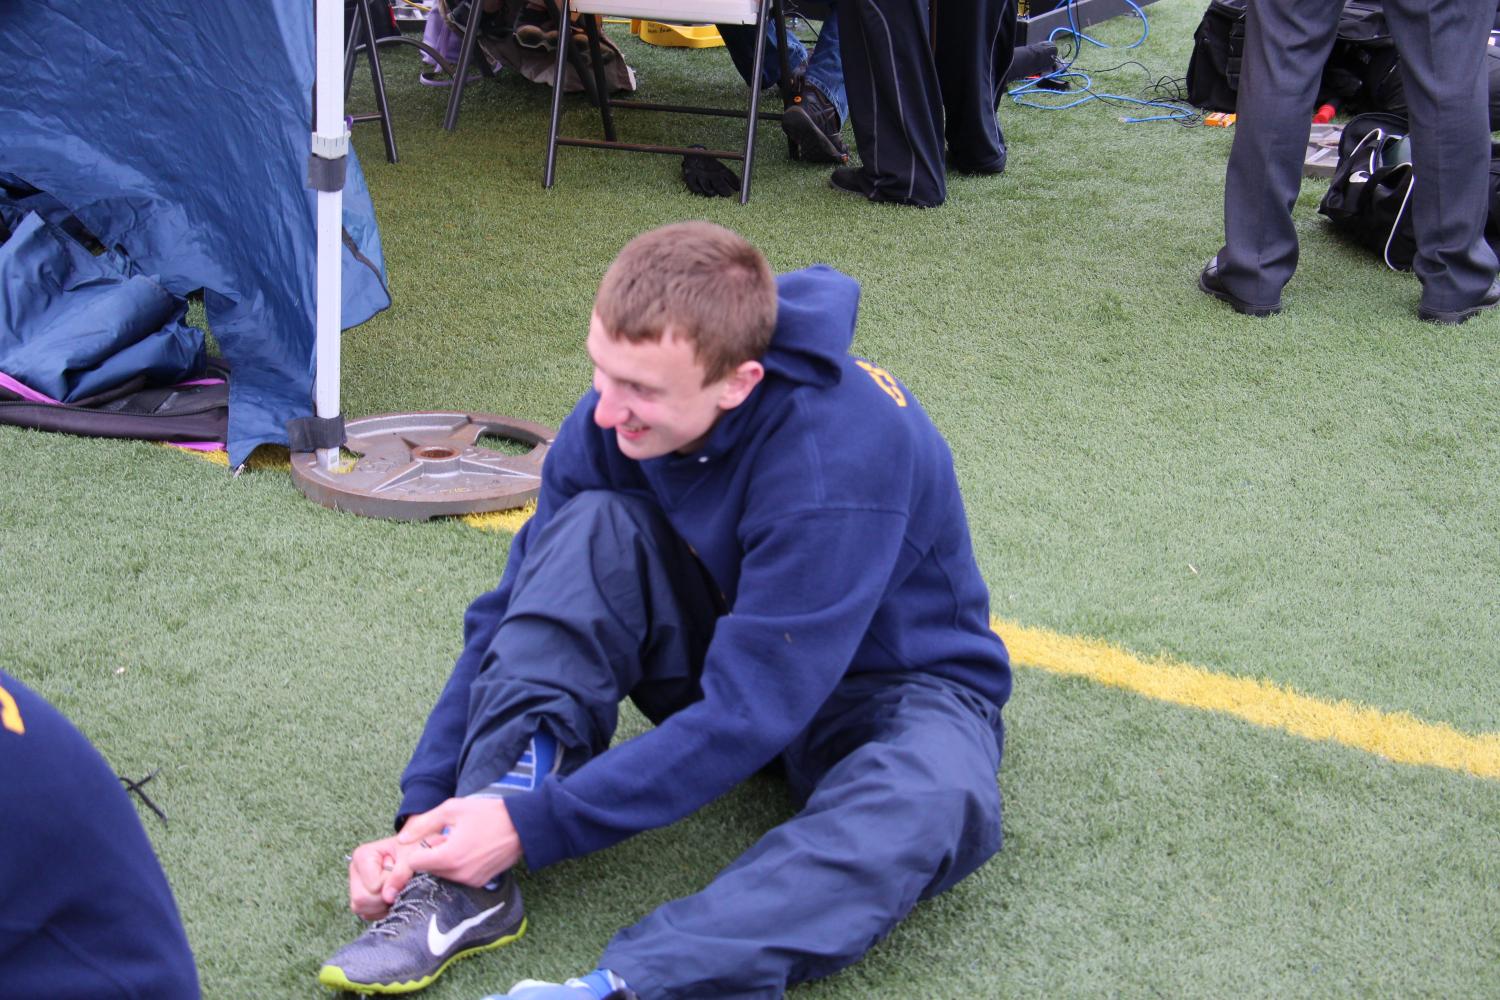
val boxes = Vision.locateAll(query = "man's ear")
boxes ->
[717,360,765,410]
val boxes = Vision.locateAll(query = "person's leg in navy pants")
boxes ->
[453,491,1006,999]
[1382,0,1498,314]
[1216,0,1344,310]
[838,0,1013,205]
[454,491,720,793]
[938,0,1016,174]
[603,672,1005,999]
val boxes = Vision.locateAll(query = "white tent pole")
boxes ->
[312,0,347,472]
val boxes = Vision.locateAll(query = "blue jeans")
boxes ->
[718,6,847,123]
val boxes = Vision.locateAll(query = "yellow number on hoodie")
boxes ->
[0,681,23,735]
[855,360,907,408]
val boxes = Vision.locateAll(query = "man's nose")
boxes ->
[594,386,625,428]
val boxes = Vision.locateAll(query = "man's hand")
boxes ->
[347,832,407,920]
[392,797,522,890]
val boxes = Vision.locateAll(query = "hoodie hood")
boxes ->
[656,264,860,463]
[762,264,860,389]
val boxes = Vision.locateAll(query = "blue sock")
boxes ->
[562,969,628,998]
[471,731,562,890]
[485,730,561,796]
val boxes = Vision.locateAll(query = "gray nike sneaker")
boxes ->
[318,871,526,994]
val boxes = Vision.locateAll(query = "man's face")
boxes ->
[587,313,762,461]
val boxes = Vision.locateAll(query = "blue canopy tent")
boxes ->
[0,1,389,468]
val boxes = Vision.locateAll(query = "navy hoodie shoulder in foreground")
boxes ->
[401,265,1010,867]
[0,670,200,1000]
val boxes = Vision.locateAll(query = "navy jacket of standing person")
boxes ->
[0,669,199,1000]
[329,221,1009,1000]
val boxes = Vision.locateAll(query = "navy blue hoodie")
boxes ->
[400,265,1010,869]
[0,670,199,999]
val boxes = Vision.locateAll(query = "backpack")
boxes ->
[1319,1,1400,115]
[1186,1,1500,123]
[1185,0,1247,112]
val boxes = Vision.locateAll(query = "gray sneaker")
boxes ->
[318,871,526,994]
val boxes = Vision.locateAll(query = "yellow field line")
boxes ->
[164,445,1498,779]
[997,618,1500,780]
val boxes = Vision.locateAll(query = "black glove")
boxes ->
[681,146,741,198]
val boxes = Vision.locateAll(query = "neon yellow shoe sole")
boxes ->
[317,917,527,994]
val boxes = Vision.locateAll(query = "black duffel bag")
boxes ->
[1317,113,1417,269]
[1317,112,1500,272]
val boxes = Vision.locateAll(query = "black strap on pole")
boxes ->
[287,413,348,452]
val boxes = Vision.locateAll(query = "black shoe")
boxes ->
[829,166,940,207]
[783,82,848,164]
[1418,278,1500,324]
[829,165,875,199]
[948,149,1006,175]
[1198,256,1282,317]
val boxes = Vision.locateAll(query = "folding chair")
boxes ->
[543,0,790,204]
[345,0,456,162]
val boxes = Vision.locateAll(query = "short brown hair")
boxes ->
[595,221,777,384]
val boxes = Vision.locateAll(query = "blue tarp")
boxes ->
[0,211,205,403]
[0,1,391,466]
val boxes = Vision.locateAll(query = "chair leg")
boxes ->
[773,0,795,158]
[582,15,616,142]
[443,0,487,131]
[361,2,400,162]
[775,0,792,97]
[741,0,775,203]
[343,1,362,97]
[542,0,607,127]
[544,0,573,187]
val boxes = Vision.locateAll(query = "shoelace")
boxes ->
[369,874,449,938]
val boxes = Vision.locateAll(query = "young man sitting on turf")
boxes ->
[319,221,1011,1000]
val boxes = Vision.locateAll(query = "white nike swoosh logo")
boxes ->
[427,902,507,956]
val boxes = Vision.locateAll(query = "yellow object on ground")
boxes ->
[999,617,1500,780]
[630,19,724,47]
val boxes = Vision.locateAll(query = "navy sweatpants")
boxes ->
[456,492,1006,999]
[838,0,1017,206]
[1218,0,1497,311]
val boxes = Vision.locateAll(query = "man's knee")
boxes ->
[814,694,1004,893]
[526,491,680,577]
[915,768,1003,897]
[817,729,1001,860]
[551,489,658,528]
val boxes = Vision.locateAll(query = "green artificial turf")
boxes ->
[1,1,1497,996]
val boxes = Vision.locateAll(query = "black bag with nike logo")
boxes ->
[1318,112,1500,271]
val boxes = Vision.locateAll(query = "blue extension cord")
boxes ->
[1008,0,1197,124]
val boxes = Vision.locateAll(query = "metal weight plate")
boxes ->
[290,411,555,521]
